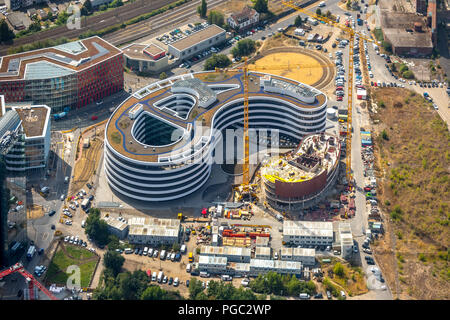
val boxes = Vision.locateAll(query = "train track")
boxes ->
[104,0,227,46]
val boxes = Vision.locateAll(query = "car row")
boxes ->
[64,235,87,247]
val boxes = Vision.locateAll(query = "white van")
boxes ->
[124,248,133,254]
[160,250,166,260]
[200,271,210,278]
[157,271,164,283]
[143,247,148,256]
[186,263,192,273]
[81,220,86,228]
[151,272,157,281]
[299,293,310,299]
[180,244,186,254]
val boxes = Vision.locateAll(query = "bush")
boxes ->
[402,70,414,79]
[159,72,167,80]
[381,129,389,140]
[333,263,345,278]
[390,205,402,221]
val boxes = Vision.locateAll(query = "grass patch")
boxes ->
[46,244,98,288]
[110,132,122,144]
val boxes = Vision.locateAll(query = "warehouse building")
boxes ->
[200,245,251,263]
[280,247,316,266]
[255,247,272,260]
[168,24,226,60]
[122,42,169,75]
[103,216,129,239]
[127,217,180,245]
[283,221,333,246]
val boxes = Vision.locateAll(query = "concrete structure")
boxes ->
[0,36,123,113]
[104,71,327,202]
[255,246,271,259]
[227,6,259,31]
[380,4,434,57]
[280,247,316,266]
[103,216,129,239]
[127,217,180,245]
[122,42,169,74]
[261,133,341,209]
[337,222,353,259]
[427,0,437,46]
[414,0,428,15]
[283,221,333,246]
[168,24,226,60]
[249,259,302,276]
[200,245,251,263]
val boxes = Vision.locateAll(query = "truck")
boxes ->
[27,245,36,260]
[81,198,90,210]
[188,252,194,263]
[53,112,67,121]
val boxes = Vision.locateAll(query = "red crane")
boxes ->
[0,262,58,300]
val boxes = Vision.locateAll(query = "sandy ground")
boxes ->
[27,204,44,220]
[251,52,324,84]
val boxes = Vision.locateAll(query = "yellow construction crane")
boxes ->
[216,58,334,189]
[282,0,381,187]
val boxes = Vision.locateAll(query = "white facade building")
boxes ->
[127,217,180,245]
[227,6,259,30]
[200,245,251,263]
[103,216,129,239]
[280,247,316,266]
[198,255,227,273]
[249,259,303,276]
[255,246,272,259]
[338,222,354,259]
[283,221,334,246]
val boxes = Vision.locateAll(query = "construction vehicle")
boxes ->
[0,263,58,300]
[177,213,183,221]
[282,0,382,188]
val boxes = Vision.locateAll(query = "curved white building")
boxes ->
[104,71,328,201]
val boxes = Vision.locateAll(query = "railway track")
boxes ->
[0,0,184,55]
[104,0,227,46]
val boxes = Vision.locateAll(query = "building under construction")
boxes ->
[261,133,341,210]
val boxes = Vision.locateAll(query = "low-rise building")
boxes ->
[127,217,180,245]
[1,100,51,172]
[249,259,302,276]
[122,42,169,74]
[200,245,251,263]
[255,236,270,247]
[255,247,271,260]
[168,24,226,60]
[283,221,334,246]
[103,216,129,239]
[280,247,316,266]
[198,255,227,273]
[227,6,259,31]
[6,13,25,30]
[337,222,353,259]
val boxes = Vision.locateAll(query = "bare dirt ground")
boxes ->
[27,204,44,219]
[369,87,450,299]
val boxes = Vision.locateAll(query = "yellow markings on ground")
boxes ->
[251,52,324,85]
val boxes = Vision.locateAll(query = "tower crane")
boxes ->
[282,0,381,187]
[216,58,335,200]
[0,262,58,300]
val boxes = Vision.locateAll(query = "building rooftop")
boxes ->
[255,247,271,257]
[104,216,129,231]
[200,245,251,257]
[250,259,303,271]
[106,71,327,162]
[169,24,226,52]
[281,247,316,257]
[383,29,433,48]
[229,6,258,24]
[13,106,50,138]
[128,217,180,237]
[0,36,122,81]
[283,220,334,238]
[261,133,340,184]
[198,255,228,265]
[123,43,166,61]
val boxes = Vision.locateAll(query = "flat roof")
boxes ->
[169,24,225,52]
[383,29,433,48]
[200,245,251,257]
[104,217,129,231]
[106,71,327,162]
[0,36,122,82]
[123,43,166,61]
[13,106,50,138]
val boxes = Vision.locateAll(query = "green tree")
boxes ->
[171,242,181,252]
[85,208,110,246]
[402,70,414,79]
[381,129,389,140]
[103,250,125,276]
[197,0,207,18]
[326,10,332,18]
[382,40,392,53]
[55,11,70,25]
[231,38,256,58]
[28,21,42,33]
[316,8,322,16]
[189,277,205,299]
[141,285,166,300]
[399,63,408,74]
[294,15,303,27]
[109,0,124,8]
[107,234,120,250]
[0,19,15,43]
[253,0,268,13]
[207,10,224,27]
[204,53,231,70]
[333,262,345,278]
